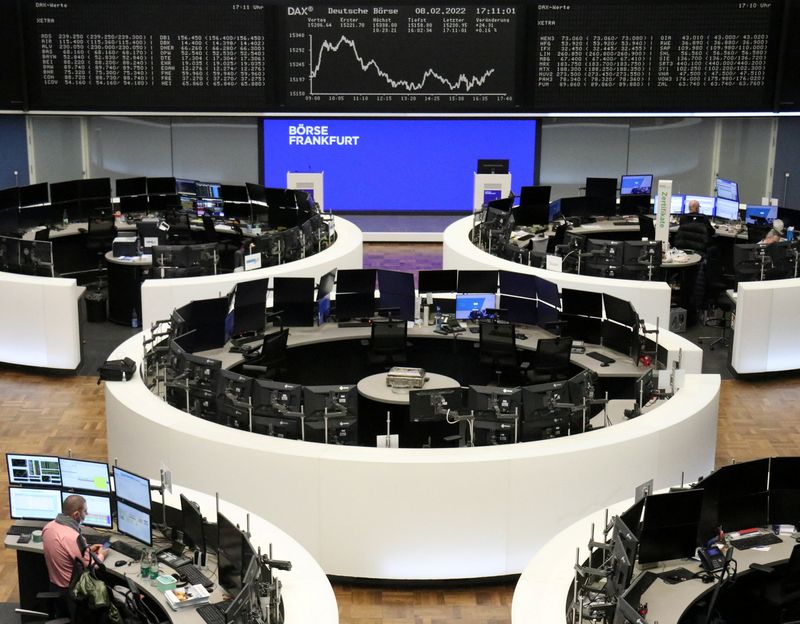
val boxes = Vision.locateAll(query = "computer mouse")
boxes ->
[601,363,609,367]
[172,573,188,583]
[114,560,127,567]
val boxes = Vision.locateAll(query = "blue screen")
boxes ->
[455,293,497,320]
[262,119,537,212]
[620,174,653,196]
[745,204,777,224]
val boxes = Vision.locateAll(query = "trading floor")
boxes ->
[1,243,799,624]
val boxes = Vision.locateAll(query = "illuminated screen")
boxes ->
[262,118,537,212]
[620,174,653,196]
[7,453,61,487]
[61,491,113,529]
[716,178,739,202]
[113,466,151,510]
[59,458,111,493]
[117,499,152,546]
[670,195,685,214]
[745,204,778,224]
[9,487,61,521]
[684,195,715,217]
[455,293,497,320]
[715,198,740,221]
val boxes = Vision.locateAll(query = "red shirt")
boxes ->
[42,520,104,588]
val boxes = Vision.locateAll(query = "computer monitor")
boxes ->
[467,385,521,418]
[602,321,635,357]
[337,268,376,294]
[477,159,509,174]
[58,457,111,493]
[457,270,497,294]
[604,294,638,328]
[217,370,254,429]
[715,197,739,221]
[0,187,19,211]
[116,177,147,197]
[498,270,536,299]
[670,194,686,215]
[147,177,177,195]
[117,499,152,546]
[317,270,336,325]
[303,385,358,419]
[745,204,778,225]
[634,369,656,410]
[335,292,375,321]
[561,288,603,318]
[498,294,537,326]
[716,177,739,202]
[377,269,416,322]
[49,180,80,204]
[231,278,269,337]
[273,276,315,327]
[455,293,497,320]
[696,458,769,538]
[619,497,646,540]
[620,174,653,196]
[418,270,457,294]
[637,489,704,565]
[7,453,62,487]
[521,381,575,440]
[409,387,464,423]
[62,491,113,529]
[684,195,715,217]
[9,486,61,521]
[20,183,49,207]
[180,494,206,553]
[518,185,551,206]
[112,466,152,511]
[217,511,245,592]
[613,571,652,624]
[251,380,302,417]
[79,178,111,200]
[768,457,800,525]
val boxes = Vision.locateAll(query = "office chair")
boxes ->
[479,322,520,385]
[526,336,574,383]
[674,216,714,255]
[746,223,771,243]
[697,247,735,351]
[241,328,289,379]
[546,223,568,254]
[638,215,656,240]
[201,216,242,271]
[368,319,408,369]
[81,214,116,290]
[164,211,193,244]
[748,544,800,623]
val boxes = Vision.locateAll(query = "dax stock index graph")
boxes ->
[282,3,522,110]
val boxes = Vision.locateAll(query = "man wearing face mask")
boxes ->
[42,494,109,593]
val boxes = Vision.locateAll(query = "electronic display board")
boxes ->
[281,3,523,110]
[23,0,274,111]
[0,0,26,109]
[530,1,782,112]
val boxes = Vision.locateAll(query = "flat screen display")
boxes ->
[745,204,777,224]
[7,453,62,487]
[61,491,113,529]
[59,458,111,493]
[620,174,653,196]
[455,293,496,320]
[116,499,152,546]
[262,118,537,212]
[9,487,61,521]
[113,466,151,511]
[714,197,740,221]
[684,195,716,217]
[716,177,739,202]
[670,194,685,215]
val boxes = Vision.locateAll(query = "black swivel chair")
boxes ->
[241,328,290,379]
[368,319,408,369]
[479,322,520,385]
[674,215,714,256]
[697,247,735,351]
[526,336,574,383]
[81,214,116,289]
[546,223,568,254]
[748,544,800,623]
[746,223,771,243]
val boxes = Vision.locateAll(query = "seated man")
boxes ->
[760,218,785,245]
[674,199,715,254]
[42,494,108,594]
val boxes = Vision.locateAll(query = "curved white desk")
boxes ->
[444,216,672,328]
[106,323,718,581]
[731,278,800,374]
[140,217,363,328]
[0,271,82,369]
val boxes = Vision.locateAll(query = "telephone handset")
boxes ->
[698,545,726,572]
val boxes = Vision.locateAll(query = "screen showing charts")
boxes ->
[113,466,151,510]
[715,197,740,221]
[670,194,685,215]
[9,487,61,521]
[281,4,521,110]
[620,174,653,196]
[455,293,496,320]
[262,118,536,212]
[684,195,716,217]
[716,177,739,202]
[117,500,152,545]
[7,453,62,487]
[59,458,111,493]
[61,491,113,529]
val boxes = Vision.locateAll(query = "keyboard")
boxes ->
[195,604,225,624]
[586,351,616,365]
[177,563,215,590]
[7,525,38,536]
[83,534,109,545]
[731,532,782,550]
[110,540,144,560]
[469,326,480,334]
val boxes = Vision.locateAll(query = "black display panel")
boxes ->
[281,3,522,110]
[0,0,26,109]
[23,0,274,111]
[530,1,782,112]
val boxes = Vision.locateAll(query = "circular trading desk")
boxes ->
[443,216,674,327]
[139,217,362,328]
[106,321,718,581]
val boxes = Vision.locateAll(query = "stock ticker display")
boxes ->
[281,3,522,110]
[3,0,795,112]
[531,1,782,112]
[23,0,274,111]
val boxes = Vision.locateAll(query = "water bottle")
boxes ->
[434,306,442,329]
[139,549,151,578]
[62,209,68,226]
[131,308,139,329]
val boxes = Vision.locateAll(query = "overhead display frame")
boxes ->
[22,0,275,111]
[279,2,526,111]
[528,0,784,112]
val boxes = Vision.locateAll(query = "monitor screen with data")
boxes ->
[716,177,739,202]
[113,466,151,511]
[59,458,111,493]
[620,174,653,196]
[116,499,152,546]
[714,197,740,221]
[61,491,113,529]
[684,195,715,217]
[455,293,497,320]
[9,487,61,521]
[7,453,62,487]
